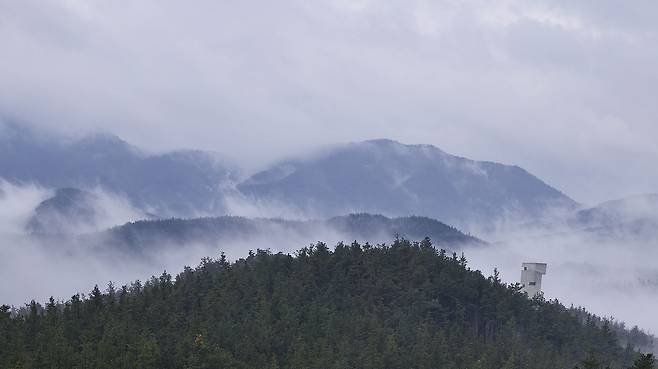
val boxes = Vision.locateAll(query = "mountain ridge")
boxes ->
[1,124,580,229]
[0,123,238,218]
[238,139,579,229]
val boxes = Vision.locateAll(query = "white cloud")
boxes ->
[0,181,50,234]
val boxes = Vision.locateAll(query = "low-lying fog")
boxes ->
[2,180,657,337]
[0,181,411,306]
[466,229,658,335]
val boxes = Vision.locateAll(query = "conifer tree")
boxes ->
[630,354,655,369]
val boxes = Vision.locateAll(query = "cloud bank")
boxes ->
[1,0,658,203]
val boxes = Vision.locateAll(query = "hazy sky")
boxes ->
[1,0,658,204]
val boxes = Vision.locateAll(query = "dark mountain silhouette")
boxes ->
[100,213,483,254]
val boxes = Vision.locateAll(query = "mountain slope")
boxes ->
[1,125,579,227]
[0,123,237,217]
[239,139,578,228]
[0,239,645,368]
[25,187,151,235]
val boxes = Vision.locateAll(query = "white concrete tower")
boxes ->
[520,263,547,297]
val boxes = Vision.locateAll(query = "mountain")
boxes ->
[24,187,154,234]
[25,188,98,234]
[2,125,579,227]
[568,194,658,239]
[238,139,578,228]
[572,194,658,227]
[0,239,648,368]
[99,213,483,254]
[0,123,237,217]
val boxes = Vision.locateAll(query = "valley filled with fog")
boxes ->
[3,2,658,366]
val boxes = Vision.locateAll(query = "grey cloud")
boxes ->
[1,0,657,203]
[0,180,50,234]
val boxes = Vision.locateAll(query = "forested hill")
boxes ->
[1,239,651,369]
[100,213,483,253]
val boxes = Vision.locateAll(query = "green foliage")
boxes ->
[630,354,655,369]
[0,238,649,368]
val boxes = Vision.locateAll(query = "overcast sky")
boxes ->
[1,0,657,204]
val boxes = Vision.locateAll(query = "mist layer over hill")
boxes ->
[2,129,658,348]
[0,182,482,307]
[467,195,658,338]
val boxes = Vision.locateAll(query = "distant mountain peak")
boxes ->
[360,138,442,150]
[0,128,239,218]
[595,193,658,208]
[26,188,98,234]
[70,132,142,158]
[50,187,91,202]
[360,138,405,147]
[353,138,446,155]
[73,132,131,147]
[239,139,578,229]
[573,193,658,228]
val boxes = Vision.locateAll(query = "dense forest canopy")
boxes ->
[0,238,654,369]
[100,213,482,254]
